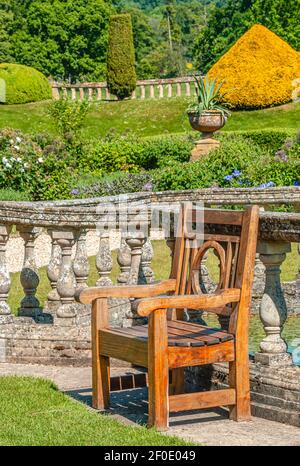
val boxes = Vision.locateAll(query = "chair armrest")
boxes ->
[137,288,241,317]
[78,279,177,304]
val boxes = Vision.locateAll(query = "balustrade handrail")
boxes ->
[51,76,199,89]
[0,187,299,241]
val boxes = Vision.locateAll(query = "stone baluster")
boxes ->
[167,83,172,98]
[117,237,131,284]
[47,229,62,308]
[73,229,89,293]
[52,87,60,100]
[17,226,42,318]
[79,88,84,100]
[159,84,164,98]
[88,87,93,101]
[297,243,300,288]
[176,82,181,97]
[139,238,154,284]
[106,88,110,100]
[0,225,12,324]
[140,85,146,99]
[131,89,136,99]
[97,87,102,101]
[126,234,146,285]
[255,240,292,366]
[63,88,68,99]
[71,88,76,101]
[185,82,191,97]
[150,85,155,98]
[56,230,77,319]
[96,232,113,286]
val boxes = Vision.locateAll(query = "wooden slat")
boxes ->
[99,329,148,367]
[169,389,236,412]
[168,339,235,368]
[190,209,243,226]
[167,320,220,346]
[169,320,234,344]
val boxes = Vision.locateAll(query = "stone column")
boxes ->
[17,226,42,318]
[0,225,12,324]
[96,232,113,286]
[139,238,155,284]
[47,229,62,308]
[73,229,89,293]
[55,230,77,320]
[255,240,292,366]
[117,237,131,285]
[126,234,146,285]
[296,243,300,294]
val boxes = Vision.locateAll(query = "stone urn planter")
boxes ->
[188,110,226,161]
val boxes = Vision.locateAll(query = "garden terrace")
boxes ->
[0,186,299,426]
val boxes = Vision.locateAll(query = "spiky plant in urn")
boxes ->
[187,76,231,160]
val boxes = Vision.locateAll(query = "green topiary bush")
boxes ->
[0,63,52,105]
[106,14,137,100]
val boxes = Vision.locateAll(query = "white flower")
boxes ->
[5,163,12,169]
[2,157,8,164]
[9,139,14,145]
[24,162,28,168]
[38,157,44,163]
[14,145,20,151]
[16,136,22,143]
[16,157,22,162]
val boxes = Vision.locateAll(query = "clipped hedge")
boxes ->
[0,63,52,105]
[208,25,300,109]
[78,134,193,175]
[107,14,136,100]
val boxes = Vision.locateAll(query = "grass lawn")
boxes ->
[1,99,299,139]
[0,376,194,446]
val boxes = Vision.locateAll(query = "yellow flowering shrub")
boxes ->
[208,24,300,109]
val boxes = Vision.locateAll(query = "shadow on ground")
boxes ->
[65,386,229,427]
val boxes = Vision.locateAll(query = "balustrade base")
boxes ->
[187,360,300,428]
[255,352,293,366]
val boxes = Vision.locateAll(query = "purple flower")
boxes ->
[275,149,288,162]
[143,181,153,191]
[71,188,79,196]
[293,181,300,186]
[258,181,276,189]
[232,169,241,177]
[224,174,233,181]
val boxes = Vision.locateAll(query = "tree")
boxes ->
[107,13,137,99]
[11,0,113,82]
[0,0,14,62]
[250,0,300,50]
[193,0,299,73]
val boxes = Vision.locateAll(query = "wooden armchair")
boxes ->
[79,205,259,430]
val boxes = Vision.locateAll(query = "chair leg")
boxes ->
[148,309,169,431]
[92,354,110,410]
[228,360,251,421]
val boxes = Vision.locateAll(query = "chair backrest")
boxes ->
[169,204,260,332]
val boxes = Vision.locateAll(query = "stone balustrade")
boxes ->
[51,76,202,101]
[0,186,299,369]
